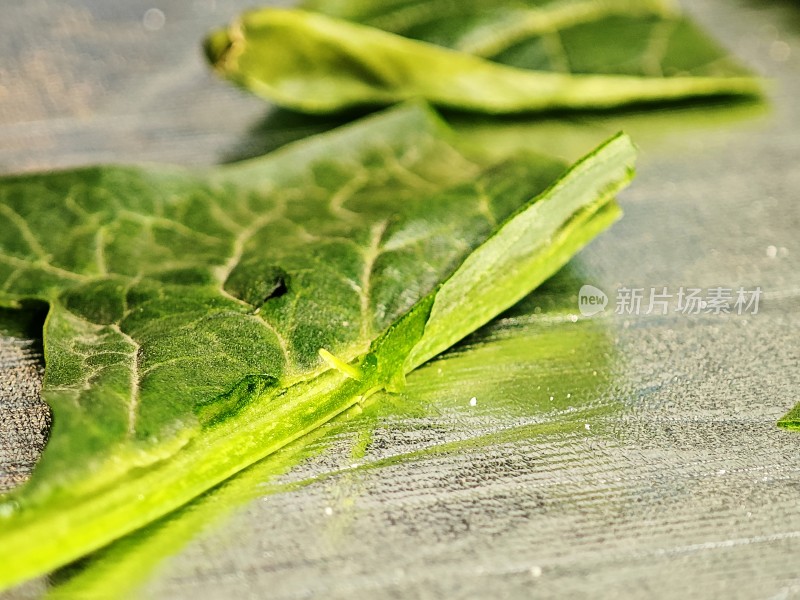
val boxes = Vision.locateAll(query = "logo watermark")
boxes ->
[578,285,609,317]
[578,285,762,317]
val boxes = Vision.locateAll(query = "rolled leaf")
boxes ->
[205,3,760,114]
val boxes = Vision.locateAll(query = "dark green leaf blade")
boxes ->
[0,104,510,501]
[0,104,635,589]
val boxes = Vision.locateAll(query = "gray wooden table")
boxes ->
[1,1,799,598]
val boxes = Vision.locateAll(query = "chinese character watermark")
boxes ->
[578,285,761,317]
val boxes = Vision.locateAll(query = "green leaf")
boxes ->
[204,2,760,115]
[0,103,635,589]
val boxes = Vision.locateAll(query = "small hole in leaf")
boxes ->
[263,276,288,303]
[223,265,290,307]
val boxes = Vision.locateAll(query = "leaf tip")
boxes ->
[203,28,233,68]
[204,16,246,73]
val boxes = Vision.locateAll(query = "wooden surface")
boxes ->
[1,1,799,598]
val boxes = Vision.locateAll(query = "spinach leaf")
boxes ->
[0,103,635,589]
[205,2,760,114]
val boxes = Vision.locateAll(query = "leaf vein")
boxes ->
[0,252,89,283]
[0,204,50,261]
[109,324,142,438]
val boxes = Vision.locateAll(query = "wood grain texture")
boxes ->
[1,0,799,598]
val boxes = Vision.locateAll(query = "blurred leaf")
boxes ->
[205,1,761,114]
